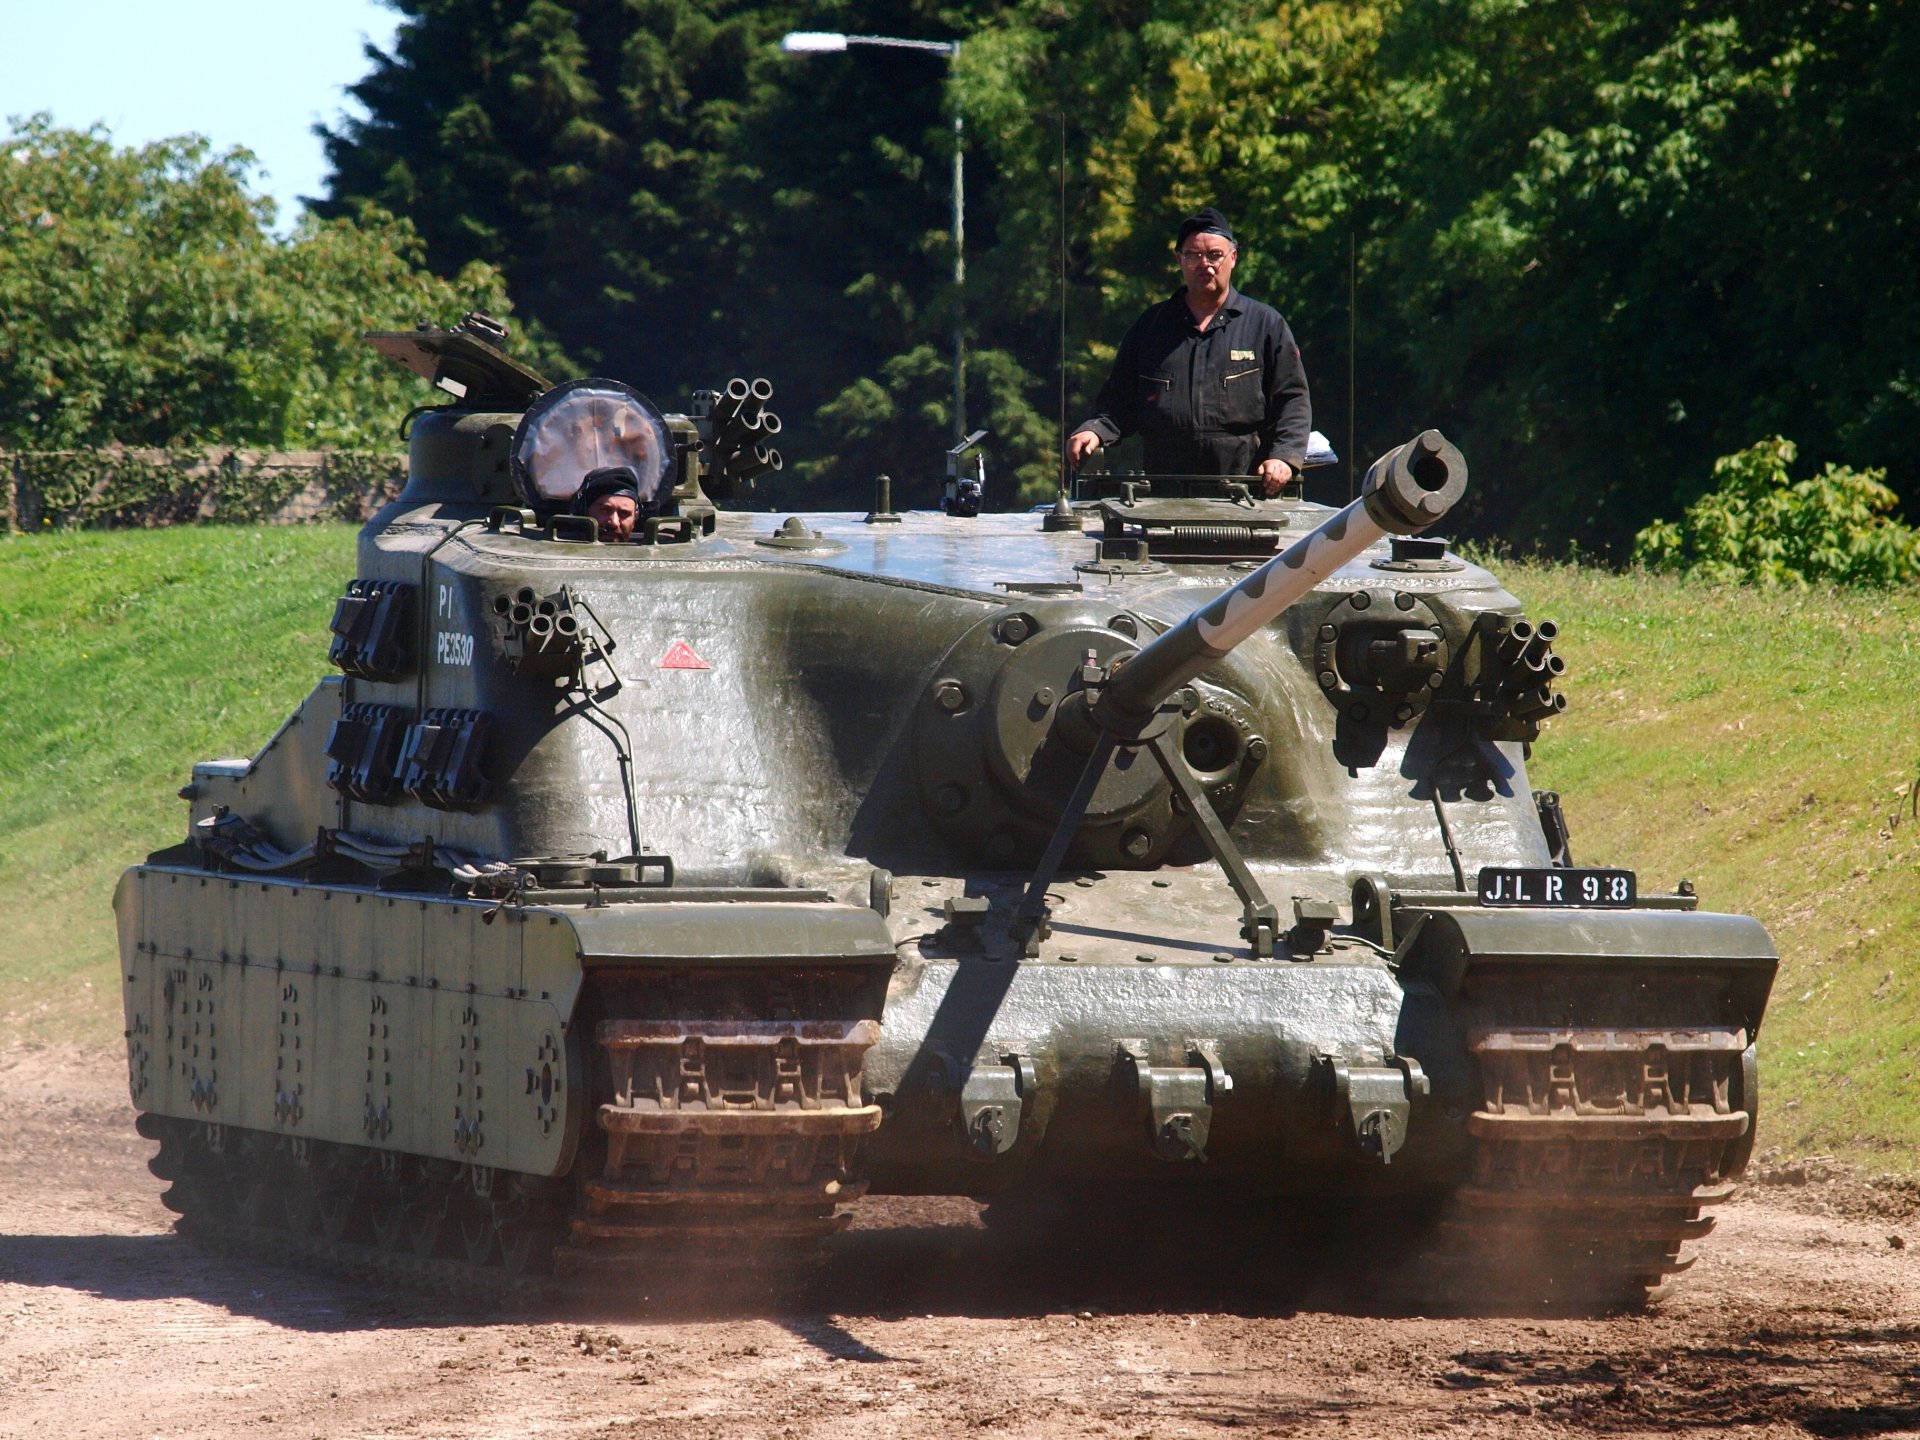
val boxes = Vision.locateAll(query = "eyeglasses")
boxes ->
[1178,247,1233,267]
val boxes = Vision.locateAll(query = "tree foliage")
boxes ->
[293,0,1913,541]
[1356,1,1920,549]
[1632,437,1920,587]
[317,0,999,494]
[0,116,521,452]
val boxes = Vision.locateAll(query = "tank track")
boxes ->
[556,1017,881,1278]
[140,1019,1748,1312]
[172,1192,554,1308]
[143,1114,565,1302]
[1430,1023,1754,1310]
[137,1017,883,1297]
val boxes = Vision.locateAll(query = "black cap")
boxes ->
[1176,207,1236,248]
[571,465,641,513]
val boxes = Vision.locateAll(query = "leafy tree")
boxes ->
[322,0,1402,506]
[1633,436,1919,586]
[321,0,1014,505]
[962,0,1920,530]
[315,0,1920,538]
[698,0,1026,502]
[0,116,522,452]
[318,0,773,381]
[969,1,1387,496]
[1356,0,1920,549]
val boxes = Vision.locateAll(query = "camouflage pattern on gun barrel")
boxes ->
[1100,430,1467,725]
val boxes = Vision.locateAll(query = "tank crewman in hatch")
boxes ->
[572,465,643,543]
[512,376,672,540]
[1066,207,1311,497]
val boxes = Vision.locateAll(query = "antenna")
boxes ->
[1058,112,1068,495]
[1348,229,1357,503]
[1040,111,1079,532]
[1036,111,1082,529]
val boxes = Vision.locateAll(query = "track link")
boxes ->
[138,1016,886,1297]
[1432,1024,1754,1310]
[145,1117,560,1304]
[555,1018,880,1277]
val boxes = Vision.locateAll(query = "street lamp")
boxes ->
[779,30,967,441]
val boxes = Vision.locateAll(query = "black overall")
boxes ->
[1077,288,1311,475]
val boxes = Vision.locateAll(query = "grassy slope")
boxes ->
[1509,562,1920,1168]
[0,526,358,1039]
[0,530,1914,1166]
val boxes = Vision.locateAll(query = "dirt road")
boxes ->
[3,1040,1917,1440]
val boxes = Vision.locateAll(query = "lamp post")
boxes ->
[780,30,966,441]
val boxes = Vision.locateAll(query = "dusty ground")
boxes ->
[3,1041,1918,1440]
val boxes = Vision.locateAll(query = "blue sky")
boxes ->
[0,0,401,230]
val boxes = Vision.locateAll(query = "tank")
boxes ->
[119,316,1777,1308]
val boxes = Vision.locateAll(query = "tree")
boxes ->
[1355,0,1920,550]
[1633,436,1920,586]
[318,0,773,381]
[317,0,1920,539]
[322,1,1402,506]
[0,116,523,452]
[321,0,1014,504]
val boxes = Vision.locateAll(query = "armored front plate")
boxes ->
[118,866,585,1177]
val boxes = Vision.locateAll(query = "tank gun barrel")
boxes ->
[1098,430,1467,724]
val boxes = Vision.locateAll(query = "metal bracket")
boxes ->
[940,1052,1035,1159]
[363,1098,393,1140]
[1286,897,1338,958]
[1143,731,1279,957]
[273,1085,304,1126]
[1118,1038,1233,1162]
[1316,1054,1430,1165]
[1350,874,1394,949]
[940,894,992,951]
[965,1054,1035,1159]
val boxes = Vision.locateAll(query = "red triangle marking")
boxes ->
[659,640,710,671]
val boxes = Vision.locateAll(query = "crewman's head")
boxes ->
[1175,207,1238,297]
[572,465,643,543]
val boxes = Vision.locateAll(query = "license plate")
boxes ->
[1476,867,1636,908]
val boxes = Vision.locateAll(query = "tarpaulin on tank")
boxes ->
[512,377,671,508]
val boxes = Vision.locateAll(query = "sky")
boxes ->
[0,0,401,231]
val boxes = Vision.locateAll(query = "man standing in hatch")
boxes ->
[1066,207,1311,497]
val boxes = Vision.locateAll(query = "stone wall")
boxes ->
[3,448,408,531]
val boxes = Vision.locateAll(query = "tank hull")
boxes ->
[122,855,1773,1301]
[121,400,1778,1306]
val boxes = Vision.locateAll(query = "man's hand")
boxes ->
[1256,458,1295,497]
[1066,430,1103,468]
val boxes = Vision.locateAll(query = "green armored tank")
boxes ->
[120,316,1776,1307]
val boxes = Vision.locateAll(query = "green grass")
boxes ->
[1508,562,1920,1169]
[1,530,1915,1168]
[0,525,358,1040]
